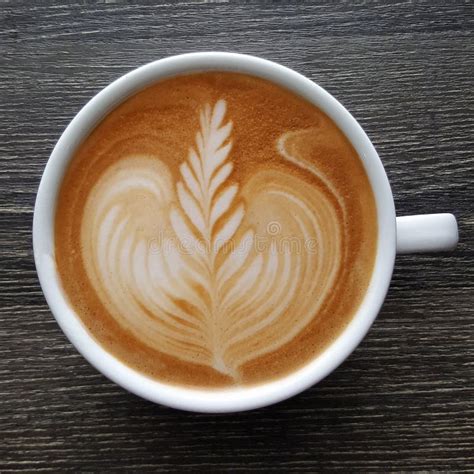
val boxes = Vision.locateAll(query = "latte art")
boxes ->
[81,99,342,378]
[56,73,377,387]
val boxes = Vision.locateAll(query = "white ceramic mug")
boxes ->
[33,52,458,413]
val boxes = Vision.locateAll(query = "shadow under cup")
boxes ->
[33,53,396,413]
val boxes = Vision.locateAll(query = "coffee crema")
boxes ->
[55,72,377,388]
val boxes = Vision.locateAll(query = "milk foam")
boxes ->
[80,100,344,378]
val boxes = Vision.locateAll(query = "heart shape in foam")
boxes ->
[81,100,344,379]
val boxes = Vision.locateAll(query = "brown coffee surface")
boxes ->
[55,72,377,388]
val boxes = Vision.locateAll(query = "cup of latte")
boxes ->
[33,53,458,412]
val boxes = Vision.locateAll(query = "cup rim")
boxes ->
[33,52,396,413]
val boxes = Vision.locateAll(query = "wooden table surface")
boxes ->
[1,2,473,471]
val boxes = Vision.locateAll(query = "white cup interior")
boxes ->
[33,52,396,412]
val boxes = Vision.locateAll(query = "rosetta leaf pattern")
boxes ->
[168,100,247,374]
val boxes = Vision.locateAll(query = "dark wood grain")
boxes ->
[1,1,473,471]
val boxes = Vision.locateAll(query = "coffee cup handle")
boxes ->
[396,213,458,254]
